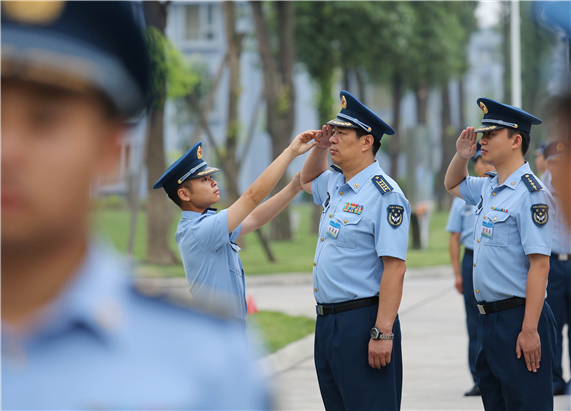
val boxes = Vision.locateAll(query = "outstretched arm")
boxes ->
[300,125,333,193]
[227,131,317,234]
[445,127,477,198]
[238,172,304,238]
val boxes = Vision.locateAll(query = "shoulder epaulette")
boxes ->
[521,173,542,192]
[372,175,393,195]
[331,164,343,173]
[485,171,497,178]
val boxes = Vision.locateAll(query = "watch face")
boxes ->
[370,328,379,339]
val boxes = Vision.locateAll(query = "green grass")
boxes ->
[94,203,452,277]
[247,311,315,353]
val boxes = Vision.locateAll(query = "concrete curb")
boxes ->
[258,333,315,378]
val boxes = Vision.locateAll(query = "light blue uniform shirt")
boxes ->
[446,196,477,249]
[460,163,555,303]
[543,170,571,255]
[311,161,411,304]
[2,244,268,410]
[175,209,247,320]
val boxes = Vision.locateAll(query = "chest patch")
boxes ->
[343,202,363,215]
[531,204,549,227]
[388,205,404,228]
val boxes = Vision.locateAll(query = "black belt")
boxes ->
[477,297,525,315]
[551,252,570,261]
[464,248,474,256]
[316,296,379,316]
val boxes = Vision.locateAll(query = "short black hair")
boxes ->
[355,128,381,156]
[167,180,193,208]
[507,127,530,156]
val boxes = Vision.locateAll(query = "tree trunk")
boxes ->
[415,81,429,125]
[145,106,178,264]
[458,76,466,127]
[437,83,455,212]
[355,68,367,106]
[143,1,177,265]
[389,72,403,178]
[502,2,511,104]
[251,1,296,241]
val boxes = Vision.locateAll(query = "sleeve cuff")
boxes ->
[377,248,407,261]
[459,180,475,206]
[523,245,551,256]
[216,209,232,247]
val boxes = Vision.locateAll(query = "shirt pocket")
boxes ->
[335,214,363,249]
[228,243,244,276]
[482,211,510,248]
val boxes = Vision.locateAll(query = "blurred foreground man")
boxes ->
[153,136,315,326]
[301,91,410,410]
[445,143,495,397]
[445,98,556,411]
[1,2,267,409]
[542,141,571,395]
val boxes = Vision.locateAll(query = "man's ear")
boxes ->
[361,134,374,152]
[511,133,522,151]
[178,187,192,202]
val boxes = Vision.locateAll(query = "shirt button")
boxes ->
[340,191,344,195]
[329,214,333,218]
[344,219,348,223]
[476,289,480,293]
[493,217,497,221]
[492,192,496,196]
[314,288,318,292]
[321,238,324,242]
[313,262,317,266]
[483,215,487,219]
[477,239,481,243]
[473,263,476,267]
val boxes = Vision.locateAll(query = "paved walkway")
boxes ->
[138,267,570,410]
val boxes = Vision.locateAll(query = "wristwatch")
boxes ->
[370,327,394,340]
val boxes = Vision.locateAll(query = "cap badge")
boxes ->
[197,146,202,159]
[557,142,565,152]
[2,1,66,25]
[479,102,488,114]
[341,96,347,109]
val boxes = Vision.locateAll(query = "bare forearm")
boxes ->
[449,234,461,277]
[375,259,406,333]
[301,146,328,187]
[239,182,301,237]
[522,256,550,332]
[445,153,469,193]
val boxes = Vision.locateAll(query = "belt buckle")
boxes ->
[559,254,569,261]
[316,305,324,316]
[477,304,486,315]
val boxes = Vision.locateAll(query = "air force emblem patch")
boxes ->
[531,204,549,227]
[388,205,404,228]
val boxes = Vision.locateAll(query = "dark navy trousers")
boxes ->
[546,256,571,392]
[462,250,479,385]
[476,301,556,411]
[314,304,402,411]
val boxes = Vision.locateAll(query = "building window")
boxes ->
[183,4,218,42]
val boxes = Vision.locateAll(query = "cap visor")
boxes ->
[327,118,359,128]
[191,167,219,179]
[474,124,504,133]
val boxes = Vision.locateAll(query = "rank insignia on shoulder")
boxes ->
[331,164,343,173]
[388,205,404,228]
[531,204,549,227]
[372,175,393,195]
[485,171,497,178]
[521,174,542,192]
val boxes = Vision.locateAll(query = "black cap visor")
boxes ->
[474,124,505,133]
[327,118,359,129]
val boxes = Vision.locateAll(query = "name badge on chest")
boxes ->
[326,219,341,239]
[482,220,493,239]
